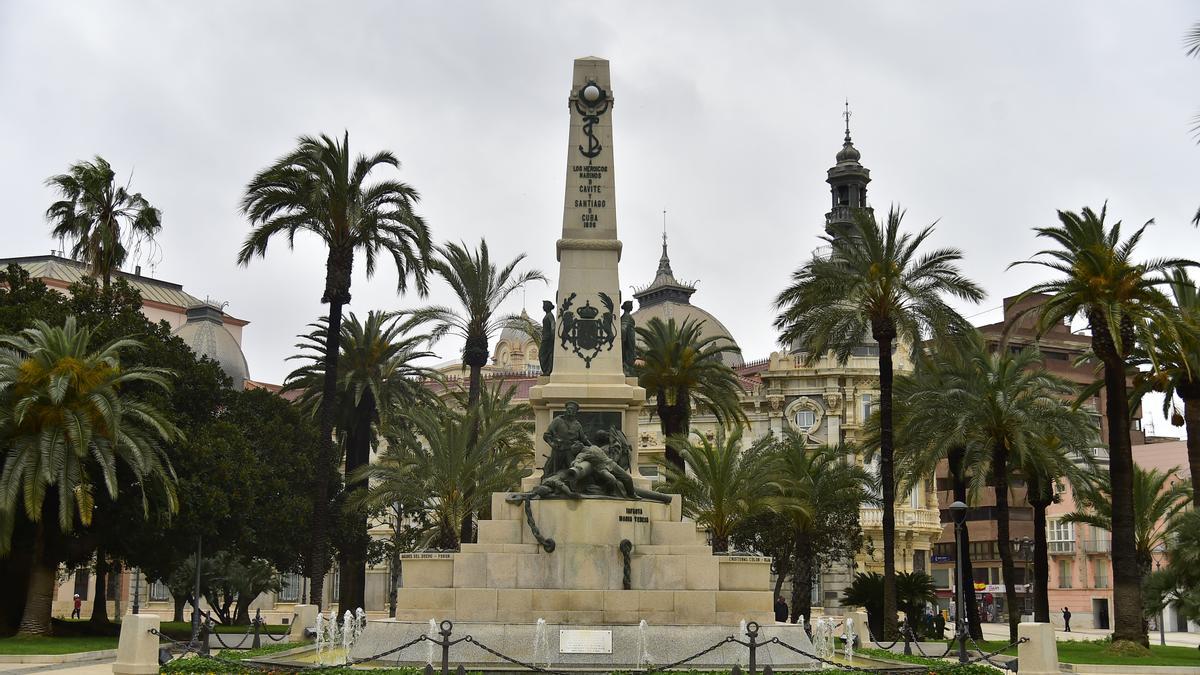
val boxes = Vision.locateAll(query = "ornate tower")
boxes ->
[824,102,872,237]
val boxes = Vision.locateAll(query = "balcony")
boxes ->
[1083,538,1112,554]
[1048,540,1075,555]
[861,506,942,533]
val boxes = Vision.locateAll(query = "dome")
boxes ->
[174,304,250,390]
[836,138,861,163]
[631,301,744,368]
[492,308,537,369]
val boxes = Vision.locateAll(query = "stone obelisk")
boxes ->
[526,57,647,489]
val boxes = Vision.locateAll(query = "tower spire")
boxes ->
[843,98,852,142]
[657,209,673,278]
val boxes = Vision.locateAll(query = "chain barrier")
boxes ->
[899,623,954,660]
[766,636,923,674]
[962,635,1026,672]
[508,495,555,552]
[620,539,633,590]
[211,624,256,650]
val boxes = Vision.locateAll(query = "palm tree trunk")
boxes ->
[875,332,899,640]
[1100,354,1146,645]
[659,389,687,470]
[90,550,109,626]
[339,392,375,614]
[1182,393,1200,511]
[173,596,186,623]
[993,444,1019,644]
[389,520,402,619]
[949,447,983,639]
[310,294,346,611]
[1031,491,1051,623]
[17,524,55,636]
[790,531,813,626]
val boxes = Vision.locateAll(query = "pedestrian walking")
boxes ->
[1062,607,1071,632]
[71,594,81,619]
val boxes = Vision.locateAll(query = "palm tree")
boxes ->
[771,432,875,625]
[238,132,432,608]
[774,207,984,638]
[635,316,747,469]
[285,310,439,612]
[659,427,777,553]
[45,156,162,291]
[414,239,545,405]
[1020,434,1094,623]
[1063,465,1192,577]
[0,318,180,635]
[907,332,1094,642]
[891,339,985,639]
[1010,204,1195,645]
[1134,269,1200,509]
[353,387,532,550]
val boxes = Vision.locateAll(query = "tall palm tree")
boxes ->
[0,318,180,635]
[774,207,984,638]
[1010,204,1194,645]
[891,338,985,639]
[353,387,532,550]
[659,427,777,553]
[238,132,432,608]
[45,156,162,291]
[414,239,545,405]
[1134,269,1200,509]
[1020,434,1094,623]
[910,333,1094,642]
[635,317,747,469]
[771,432,875,625]
[285,310,439,611]
[1063,465,1192,577]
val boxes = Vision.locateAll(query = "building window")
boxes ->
[1093,560,1109,589]
[795,409,815,429]
[1058,560,1072,589]
[331,569,340,603]
[932,568,951,589]
[913,549,927,574]
[909,483,922,509]
[862,394,873,421]
[149,580,171,602]
[278,573,303,603]
[1047,520,1074,552]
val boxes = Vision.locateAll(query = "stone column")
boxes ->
[1017,622,1060,675]
[112,613,161,675]
[527,57,647,489]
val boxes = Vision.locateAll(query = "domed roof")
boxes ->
[836,138,861,163]
[173,303,250,390]
[496,308,536,347]
[631,229,743,367]
[631,301,744,367]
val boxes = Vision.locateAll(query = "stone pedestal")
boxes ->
[290,604,318,641]
[112,613,161,675]
[1017,622,1060,675]
[396,495,774,625]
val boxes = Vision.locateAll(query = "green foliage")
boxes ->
[354,387,532,550]
[412,239,545,401]
[44,156,162,289]
[635,316,747,467]
[1063,465,1191,575]
[856,648,1002,674]
[660,427,776,552]
[0,635,118,654]
[0,317,181,553]
[1146,511,1200,626]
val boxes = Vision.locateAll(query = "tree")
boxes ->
[770,433,874,625]
[635,317,747,469]
[415,239,545,405]
[1134,269,1200,510]
[898,331,1094,642]
[774,207,983,638]
[354,388,532,550]
[1010,204,1195,645]
[286,311,438,610]
[1063,465,1192,578]
[44,156,162,291]
[0,319,180,635]
[842,572,886,640]
[239,131,432,608]
[659,427,777,553]
[1145,511,1200,627]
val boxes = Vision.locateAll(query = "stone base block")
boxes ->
[113,613,161,675]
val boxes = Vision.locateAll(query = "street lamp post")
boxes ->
[950,501,969,664]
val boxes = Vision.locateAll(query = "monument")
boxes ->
[344,57,815,670]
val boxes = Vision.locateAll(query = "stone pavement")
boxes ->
[0,656,114,675]
[979,622,1200,649]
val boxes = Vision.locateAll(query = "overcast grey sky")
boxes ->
[1,2,1196,437]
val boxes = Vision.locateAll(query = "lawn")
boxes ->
[970,639,1200,667]
[0,635,119,654]
[158,620,290,639]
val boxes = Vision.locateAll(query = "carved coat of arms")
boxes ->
[558,291,617,367]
